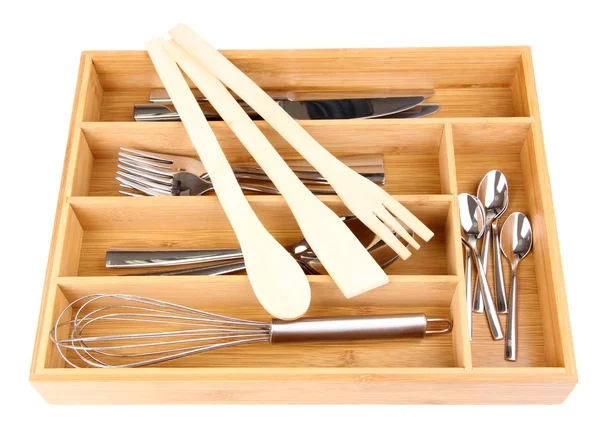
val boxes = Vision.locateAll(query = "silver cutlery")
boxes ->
[116,148,385,197]
[473,171,509,313]
[107,216,412,276]
[119,170,338,197]
[117,147,385,184]
[51,294,452,368]
[141,87,432,120]
[500,212,533,361]
[458,193,503,340]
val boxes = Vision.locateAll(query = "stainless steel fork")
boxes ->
[118,169,330,196]
[117,148,384,196]
[118,148,384,183]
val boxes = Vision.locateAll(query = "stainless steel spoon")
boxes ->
[473,170,509,314]
[500,212,533,361]
[113,216,412,276]
[458,194,503,340]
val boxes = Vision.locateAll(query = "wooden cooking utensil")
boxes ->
[169,24,434,253]
[163,39,390,297]
[145,39,310,320]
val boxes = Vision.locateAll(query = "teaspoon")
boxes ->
[458,194,503,340]
[474,170,509,314]
[500,212,533,361]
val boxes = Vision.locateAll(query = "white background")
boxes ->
[1,0,598,430]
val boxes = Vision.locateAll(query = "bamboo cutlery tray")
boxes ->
[30,47,577,404]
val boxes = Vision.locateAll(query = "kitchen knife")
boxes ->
[134,96,427,121]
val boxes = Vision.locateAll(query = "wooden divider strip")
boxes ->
[520,49,576,376]
[30,55,103,374]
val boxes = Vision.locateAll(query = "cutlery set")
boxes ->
[117,148,385,197]
[458,170,533,361]
[134,88,439,122]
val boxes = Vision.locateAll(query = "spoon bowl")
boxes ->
[500,213,533,265]
[458,193,486,240]
[478,170,509,219]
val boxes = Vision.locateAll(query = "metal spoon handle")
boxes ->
[137,259,248,276]
[506,267,518,361]
[492,224,508,313]
[471,249,504,340]
[473,225,491,313]
[106,249,244,268]
[464,247,473,341]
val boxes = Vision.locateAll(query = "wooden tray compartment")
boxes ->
[454,121,551,367]
[30,47,576,404]
[46,276,460,369]
[65,196,453,277]
[76,121,447,196]
[85,49,529,121]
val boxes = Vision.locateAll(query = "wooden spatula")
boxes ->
[164,39,390,298]
[145,38,310,320]
[169,23,434,251]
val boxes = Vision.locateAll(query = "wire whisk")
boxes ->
[51,294,452,368]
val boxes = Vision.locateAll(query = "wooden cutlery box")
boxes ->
[30,47,577,404]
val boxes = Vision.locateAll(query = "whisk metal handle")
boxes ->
[270,314,452,343]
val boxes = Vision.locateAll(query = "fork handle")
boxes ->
[106,248,243,268]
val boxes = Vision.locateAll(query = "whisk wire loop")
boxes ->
[51,294,271,368]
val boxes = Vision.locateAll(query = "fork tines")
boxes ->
[116,147,176,196]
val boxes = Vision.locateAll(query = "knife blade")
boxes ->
[134,96,426,121]
[378,104,440,119]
